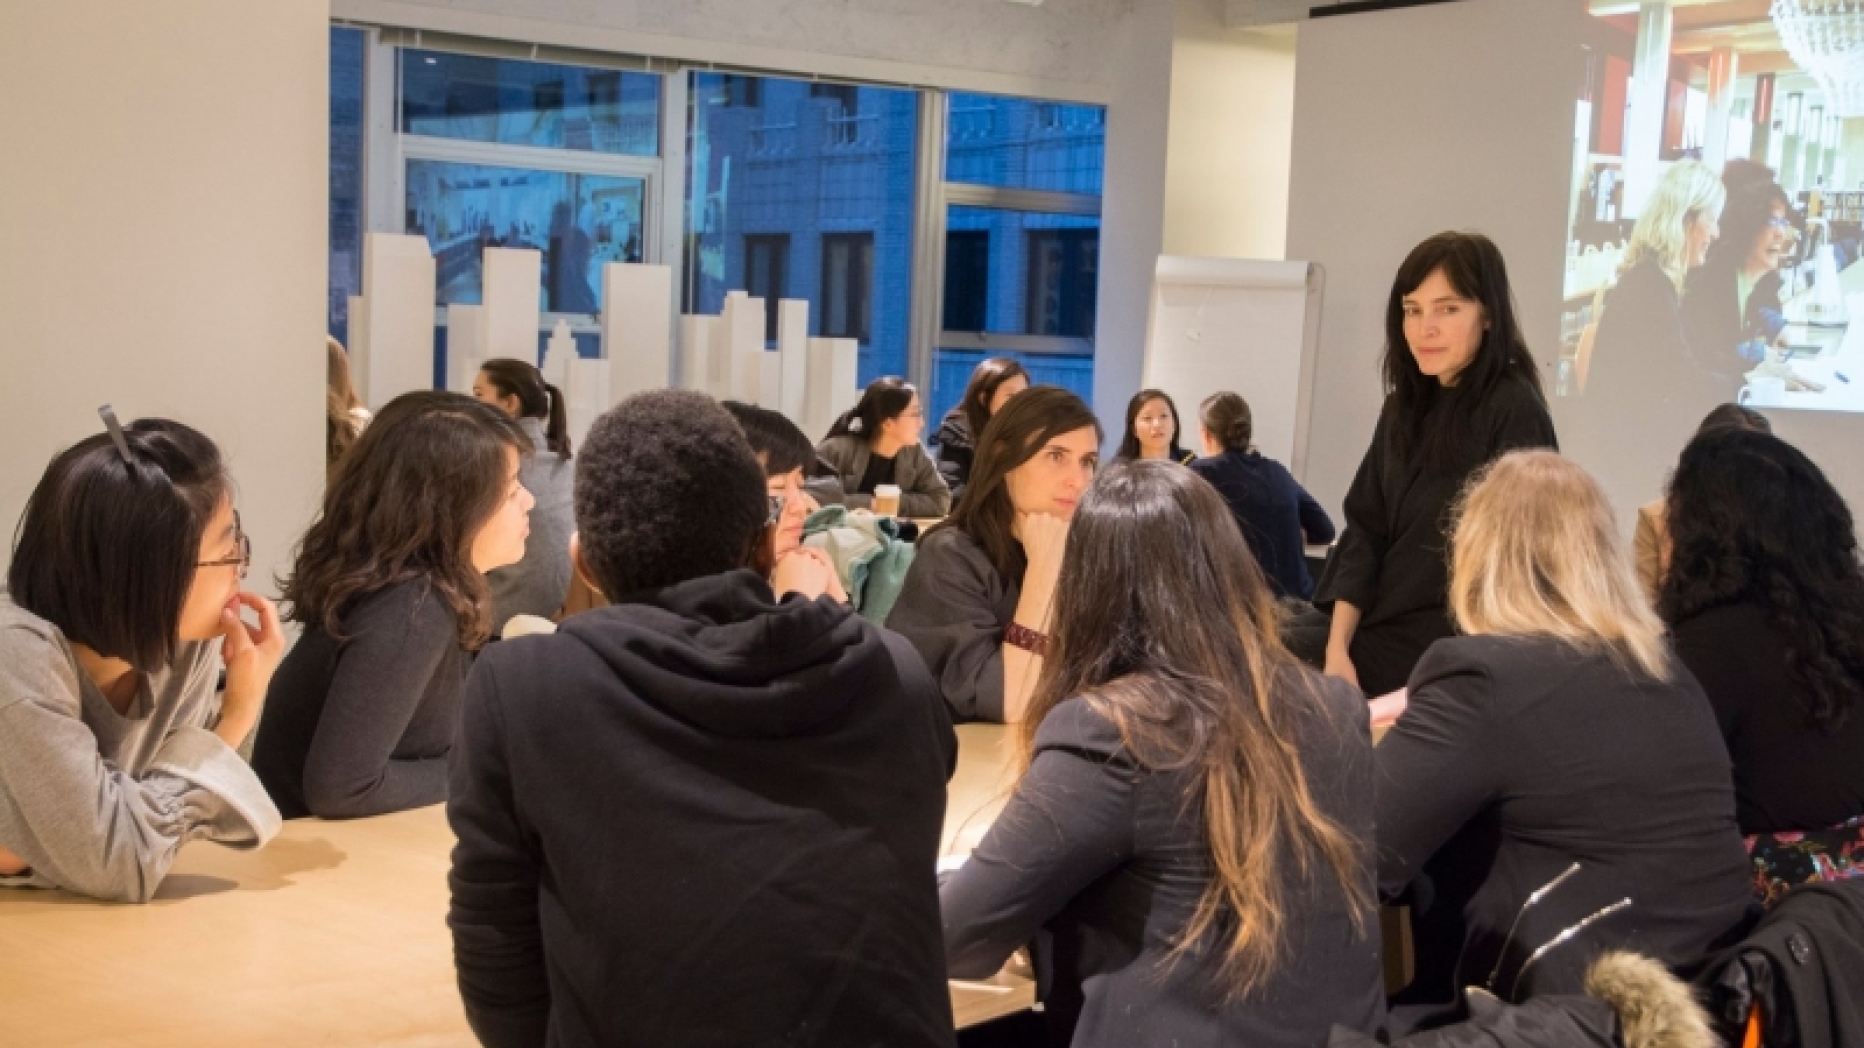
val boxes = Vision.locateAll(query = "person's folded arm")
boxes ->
[1297,480,1337,545]
[941,700,1136,978]
[301,588,455,819]
[0,646,275,903]
[1372,646,1502,902]
[447,655,549,1048]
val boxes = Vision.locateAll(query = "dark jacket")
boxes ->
[932,408,974,506]
[446,570,959,1048]
[943,673,1385,1048]
[1315,374,1556,696]
[1697,879,1864,1048]
[1377,635,1753,1002]
[1189,450,1335,600]
[253,578,465,820]
[1671,602,1864,835]
[886,527,1018,723]
[815,435,951,519]
[1682,256,1784,381]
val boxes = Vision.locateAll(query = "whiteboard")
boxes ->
[1141,256,1324,478]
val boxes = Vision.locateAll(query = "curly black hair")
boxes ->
[575,390,768,599]
[1661,428,1864,730]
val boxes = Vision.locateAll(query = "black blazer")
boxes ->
[1316,374,1556,696]
[1376,635,1753,999]
[1682,257,1783,380]
[1671,602,1864,834]
[942,671,1386,1047]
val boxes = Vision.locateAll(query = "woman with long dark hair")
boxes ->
[472,358,576,632]
[887,386,1100,722]
[941,460,1381,1046]
[1115,389,1196,464]
[816,376,950,518]
[1662,428,1864,848]
[254,392,533,819]
[934,356,1029,503]
[1317,231,1557,696]
[1,415,284,901]
[1682,178,1794,378]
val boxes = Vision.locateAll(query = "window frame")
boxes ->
[820,231,875,344]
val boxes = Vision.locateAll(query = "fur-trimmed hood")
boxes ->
[1328,952,1714,1048]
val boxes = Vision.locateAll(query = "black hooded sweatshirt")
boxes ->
[447,570,959,1048]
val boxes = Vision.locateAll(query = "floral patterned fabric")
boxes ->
[1746,816,1864,908]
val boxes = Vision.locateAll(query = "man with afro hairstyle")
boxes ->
[447,390,958,1048]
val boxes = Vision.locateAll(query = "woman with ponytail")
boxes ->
[472,359,577,633]
[815,376,950,519]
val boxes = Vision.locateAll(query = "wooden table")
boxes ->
[0,725,1030,1046]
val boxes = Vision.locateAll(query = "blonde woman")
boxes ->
[325,336,371,478]
[1373,451,1749,1017]
[1586,161,1727,418]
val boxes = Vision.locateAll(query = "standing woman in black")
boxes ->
[1318,232,1557,697]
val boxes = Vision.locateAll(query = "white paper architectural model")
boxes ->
[676,296,858,440]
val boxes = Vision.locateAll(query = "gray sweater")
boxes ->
[486,417,575,635]
[884,527,1019,722]
[0,597,281,903]
[814,436,951,519]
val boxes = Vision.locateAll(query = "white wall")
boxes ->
[1287,0,1585,514]
[0,1,329,591]
[1287,0,1864,527]
[1163,2,1296,260]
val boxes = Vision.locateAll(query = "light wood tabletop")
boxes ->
[0,723,1032,1046]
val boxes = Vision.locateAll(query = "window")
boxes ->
[744,234,791,341]
[1025,228,1098,338]
[685,72,918,382]
[399,49,660,156]
[943,92,1105,194]
[929,93,1106,424]
[328,26,367,347]
[821,233,873,342]
[405,161,646,313]
[942,230,990,332]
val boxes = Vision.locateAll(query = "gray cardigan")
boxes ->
[0,597,281,903]
[486,417,575,634]
[814,435,951,518]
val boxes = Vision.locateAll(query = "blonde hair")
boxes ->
[1622,160,1725,290]
[1450,451,1671,681]
[325,336,366,472]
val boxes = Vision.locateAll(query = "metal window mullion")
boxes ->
[398,135,660,179]
[908,89,950,392]
[943,182,1100,217]
[935,333,1092,357]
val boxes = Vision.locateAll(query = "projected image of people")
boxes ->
[1560,5,1863,419]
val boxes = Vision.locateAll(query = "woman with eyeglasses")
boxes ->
[722,401,848,604]
[815,377,951,519]
[1682,178,1797,383]
[253,392,534,820]
[0,414,285,902]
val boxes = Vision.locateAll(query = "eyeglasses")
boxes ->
[767,495,785,527]
[196,510,252,580]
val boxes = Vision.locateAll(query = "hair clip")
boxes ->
[848,417,865,434]
[98,404,135,466]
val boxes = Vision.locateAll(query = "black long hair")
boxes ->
[1703,180,1792,273]
[479,358,572,459]
[1381,232,1542,471]
[1116,389,1193,462]
[1661,428,1864,731]
[960,357,1031,444]
[825,376,917,443]
[10,419,228,672]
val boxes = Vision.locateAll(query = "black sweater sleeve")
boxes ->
[1372,640,1503,901]
[940,699,1137,978]
[1316,407,1393,612]
[886,532,1010,722]
[1296,478,1337,545]
[301,584,457,818]
[447,651,551,1048]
